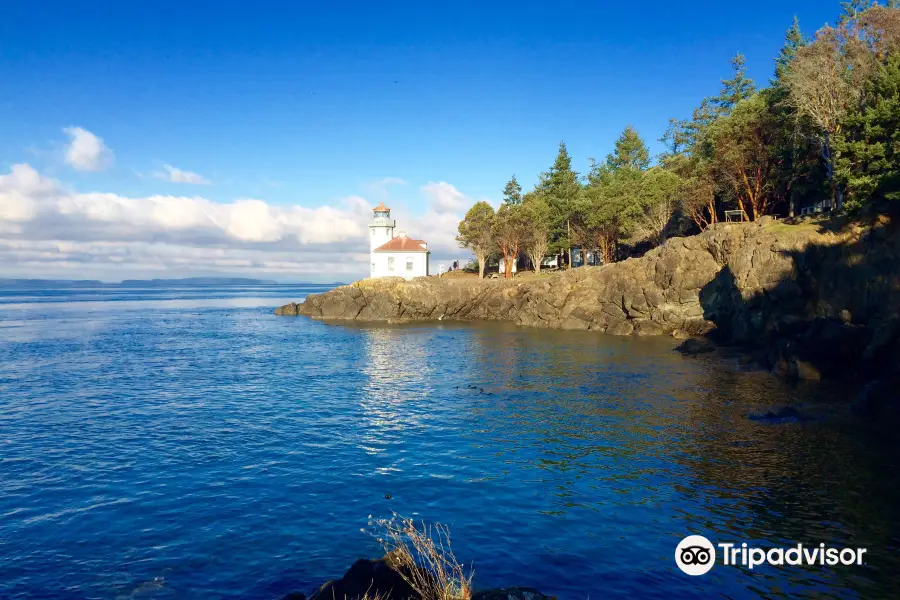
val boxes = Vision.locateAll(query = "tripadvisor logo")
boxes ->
[675,535,868,575]
[676,535,716,576]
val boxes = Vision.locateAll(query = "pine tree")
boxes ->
[716,54,756,113]
[773,17,807,83]
[606,126,651,171]
[538,141,582,257]
[502,175,522,206]
[836,53,900,209]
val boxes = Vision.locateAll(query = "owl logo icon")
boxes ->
[675,535,716,575]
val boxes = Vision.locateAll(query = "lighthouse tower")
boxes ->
[368,202,430,279]
[369,202,395,252]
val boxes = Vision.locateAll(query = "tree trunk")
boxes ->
[530,252,541,274]
[477,254,486,279]
[822,131,843,211]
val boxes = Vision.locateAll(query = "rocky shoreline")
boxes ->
[278,216,899,415]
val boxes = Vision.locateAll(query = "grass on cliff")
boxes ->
[369,513,473,600]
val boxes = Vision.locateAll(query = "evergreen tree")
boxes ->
[606,126,651,171]
[716,54,757,113]
[538,141,582,256]
[502,175,522,206]
[836,52,900,209]
[773,17,807,83]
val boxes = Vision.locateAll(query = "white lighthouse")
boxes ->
[368,202,430,279]
[369,202,395,253]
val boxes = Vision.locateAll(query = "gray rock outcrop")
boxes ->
[278,217,900,383]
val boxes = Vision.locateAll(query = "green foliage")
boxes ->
[633,167,684,245]
[705,94,782,219]
[454,2,900,268]
[537,141,583,254]
[520,194,552,271]
[502,175,522,206]
[774,17,807,83]
[839,0,875,24]
[716,54,757,113]
[492,203,529,277]
[606,125,651,171]
[457,201,495,277]
[836,52,900,208]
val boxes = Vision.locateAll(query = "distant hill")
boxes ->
[118,277,278,286]
[0,277,278,287]
[0,279,105,287]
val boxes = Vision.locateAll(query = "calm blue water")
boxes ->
[1,285,899,599]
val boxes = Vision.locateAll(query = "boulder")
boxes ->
[308,554,421,600]
[675,338,716,355]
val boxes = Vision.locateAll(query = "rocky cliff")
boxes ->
[278,216,900,391]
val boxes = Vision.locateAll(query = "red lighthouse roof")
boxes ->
[373,202,390,212]
[373,235,428,252]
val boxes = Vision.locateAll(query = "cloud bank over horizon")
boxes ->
[0,163,474,282]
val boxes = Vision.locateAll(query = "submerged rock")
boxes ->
[675,338,716,355]
[747,406,806,424]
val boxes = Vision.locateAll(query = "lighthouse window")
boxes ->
[406,259,413,272]
[388,257,395,271]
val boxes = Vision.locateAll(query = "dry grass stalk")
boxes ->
[369,513,473,600]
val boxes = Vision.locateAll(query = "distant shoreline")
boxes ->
[0,278,346,287]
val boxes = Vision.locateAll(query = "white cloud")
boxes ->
[0,163,472,280]
[372,176,407,188]
[365,176,408,199]
[421,181,469,214]
[63,127,113,172]
[156,164,211,185]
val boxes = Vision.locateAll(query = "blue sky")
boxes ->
[0,1,841,281]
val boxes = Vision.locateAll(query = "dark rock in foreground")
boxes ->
[306,554,418,600]
[280,553,554,600]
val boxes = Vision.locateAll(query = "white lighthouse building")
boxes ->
[369,202,430,280]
